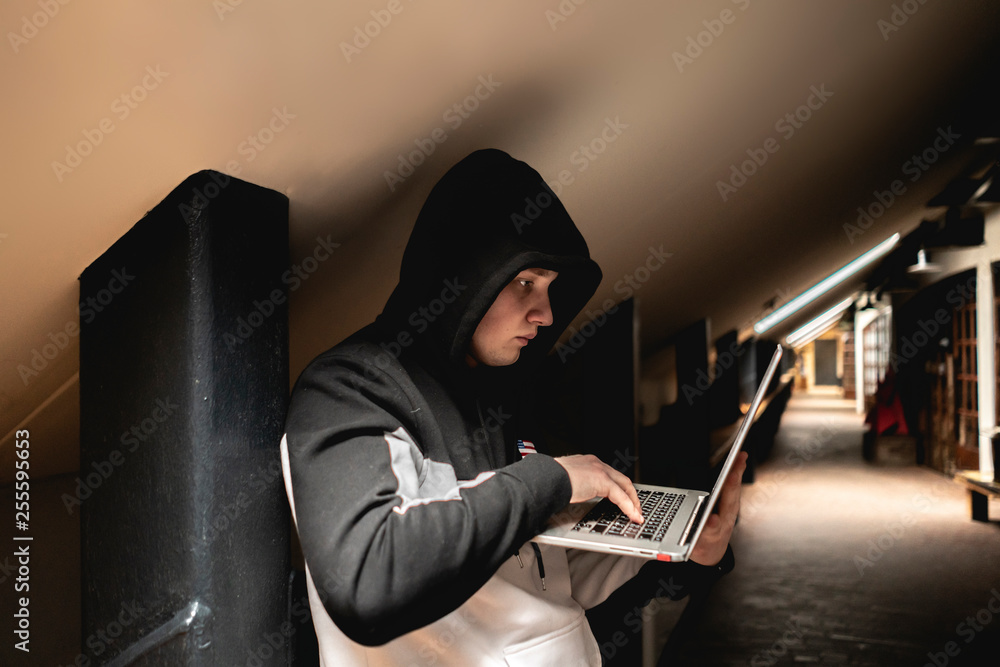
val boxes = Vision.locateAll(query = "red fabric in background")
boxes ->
[865,369,909,436]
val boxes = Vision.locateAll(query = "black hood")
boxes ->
[376,149,602,376]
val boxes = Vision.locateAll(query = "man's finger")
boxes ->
[603,465,642,520]
[711,462,745,534]
[607,484,643,524]
[553,454,644,522]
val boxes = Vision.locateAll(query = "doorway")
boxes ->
[814,338,840,386]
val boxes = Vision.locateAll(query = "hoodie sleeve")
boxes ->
[282,351,573,646]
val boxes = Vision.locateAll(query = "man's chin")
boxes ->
[490,349,522,367]
[468,349,521,367]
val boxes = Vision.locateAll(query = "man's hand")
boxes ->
[553,454,643,524]
[689,451,747,566]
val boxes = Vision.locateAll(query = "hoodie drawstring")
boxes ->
[530,543,546,591]
[514,546,547,591]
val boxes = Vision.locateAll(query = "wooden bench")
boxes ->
[953,470,1000,522]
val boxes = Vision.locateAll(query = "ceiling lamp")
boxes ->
[754,233,900,335]
[973,174,1000,203]
[785,298,854,348]
[907,248,942,274]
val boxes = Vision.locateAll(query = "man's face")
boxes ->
[467,268,558,367]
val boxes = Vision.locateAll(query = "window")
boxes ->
[862,310,891,410]
[954,297,978,469]
[995,264,999,422]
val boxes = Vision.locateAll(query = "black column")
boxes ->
[79,171,290,665]
[672,319,711,489]
[709,329,742,428]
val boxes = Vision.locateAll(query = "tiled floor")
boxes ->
[654,391,1000,666]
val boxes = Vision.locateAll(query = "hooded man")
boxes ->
[280,149,743,665]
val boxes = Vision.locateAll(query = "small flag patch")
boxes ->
[517,440,537,457]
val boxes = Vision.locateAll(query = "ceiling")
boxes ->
[2,0,1000,481]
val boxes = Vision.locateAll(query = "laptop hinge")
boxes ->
[679,496,706,546]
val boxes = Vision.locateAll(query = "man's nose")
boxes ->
[529,292,554,327]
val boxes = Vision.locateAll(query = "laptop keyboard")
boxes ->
[571,489,684,542]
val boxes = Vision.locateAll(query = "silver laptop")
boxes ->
[533,346,783,562]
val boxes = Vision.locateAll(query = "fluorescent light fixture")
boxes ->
[754,233,900,335]
[785,297,853,347]
[973,178,992,200]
